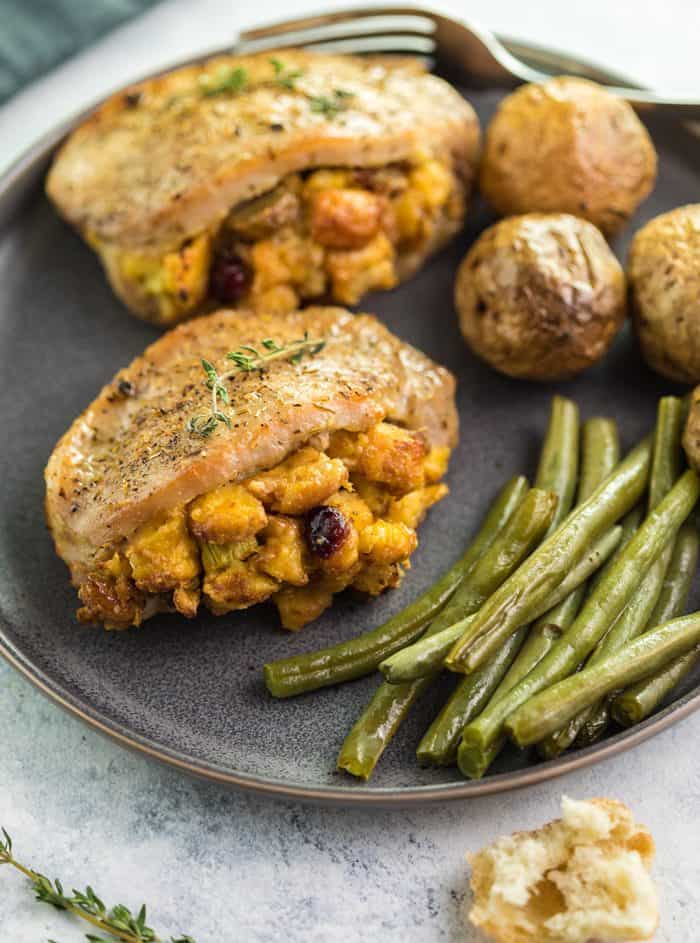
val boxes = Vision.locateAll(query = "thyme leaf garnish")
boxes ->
[309,89,354,117]
[269,57,304,90]
[0,828,195,943]
[196,60,352,120]
[187,332,326,437]
[199,65,248,97]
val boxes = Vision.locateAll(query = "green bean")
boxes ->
[460,511,640,776]
[527,509,641,762]
[506,611,700,745]
[416,627,528,767]
[394,401,577,768]
[457,422,624,777]
[333,478,530,778]
[540,397,685,756]
[612,643,700,727]
[380,526,621,685]
[575,701,611,746]
[459,607,580,777]
[541,534,668,756]
[531,418,620,634]
[541,559,669,756]
[577,418,622,506]
[445,438,652,674]
[647,521,700,627]
[376,487,556,684]
[648,396,687,509]
[264,476,528,698]
[336,678,430,780]
[378,402,578,692]
[611,522,700,727]
[458,469,700,756]
[534,395,580,535]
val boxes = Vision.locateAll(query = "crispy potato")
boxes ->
[628,204,700,383]
[455,213,626,381]
[479,77,657,237]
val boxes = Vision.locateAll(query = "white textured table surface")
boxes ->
[2,1,699,940]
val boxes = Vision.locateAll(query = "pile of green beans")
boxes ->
[506,612,700,745]
[261,394,700,784]
[458,468,700,772]
[539,396,685,757]
[445,437,652,674]
[381,528,621,686]
[454,414,621,774]
[611,523,700,728]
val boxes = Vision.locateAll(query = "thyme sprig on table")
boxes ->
[186,332,326,437]
[0,828,195,943]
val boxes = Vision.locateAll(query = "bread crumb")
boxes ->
[467,797,658,943]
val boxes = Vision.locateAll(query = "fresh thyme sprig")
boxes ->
[309,88,354,117]
[196,58,355,121]
[187,332,326,437]
[199,65,248,97]
[0,828,195,943]
[269,57,304,90]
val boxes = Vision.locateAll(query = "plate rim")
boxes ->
[3,629,700,805]
[2,44,700,806]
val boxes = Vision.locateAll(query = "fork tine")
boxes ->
[238,31,436,57]
[248,38,435,59]
[239,7,436,43]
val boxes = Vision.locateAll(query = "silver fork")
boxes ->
[236,6,700,119]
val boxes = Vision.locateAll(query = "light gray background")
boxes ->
[1,1,699,939]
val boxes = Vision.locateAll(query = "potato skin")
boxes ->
[479,77,657,237]
[455,213,627,381]
[629,205,700,384]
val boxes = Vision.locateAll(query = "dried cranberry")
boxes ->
[210,250,250,304]
[307,506,350,559]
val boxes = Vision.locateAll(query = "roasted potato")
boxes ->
[628,204,700,383]
[455,214,626,381]
[479,77,657,237]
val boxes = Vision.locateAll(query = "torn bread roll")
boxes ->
[467,796,658,943]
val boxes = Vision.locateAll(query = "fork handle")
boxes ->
[590,89,700,120]
[498,36,700,119]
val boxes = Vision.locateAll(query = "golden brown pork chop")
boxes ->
[46,307,458,596]
[46,51,480,325]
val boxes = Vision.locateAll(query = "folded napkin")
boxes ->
[0,0,161,104]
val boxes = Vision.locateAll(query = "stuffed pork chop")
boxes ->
[46,51,480,326]
[45,307,458,630]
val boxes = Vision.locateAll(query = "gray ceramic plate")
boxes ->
[2,61,700,806]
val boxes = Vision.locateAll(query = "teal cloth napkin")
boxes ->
[0,0,162,103]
